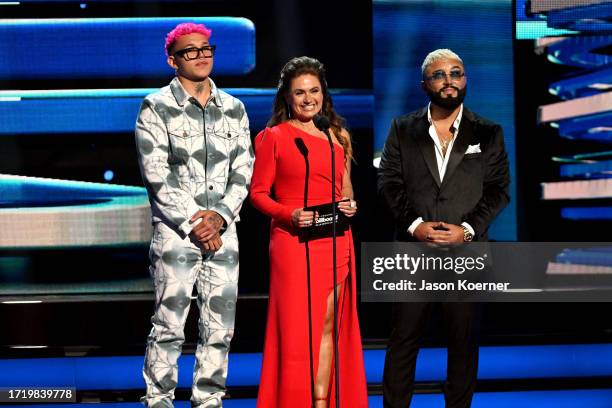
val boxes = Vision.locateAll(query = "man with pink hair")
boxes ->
[136,22,253,408]
[164,22,212,57]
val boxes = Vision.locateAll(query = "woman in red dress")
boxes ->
[250,56,368,408]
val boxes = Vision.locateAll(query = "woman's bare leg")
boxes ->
[314,282,344,408]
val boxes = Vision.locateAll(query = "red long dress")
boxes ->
[250,122,368,408]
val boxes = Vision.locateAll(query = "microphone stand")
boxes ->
[314,115,340,408]
[295,138,316,407]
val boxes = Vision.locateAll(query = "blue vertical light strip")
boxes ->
[2,344,612,389]
[0,89,371,135]
[364,344,612,383]
[372,0,517,240]
[4,390,612,408]
[560,160,612,178]
[0,17,255,79]
[561,207,612,220]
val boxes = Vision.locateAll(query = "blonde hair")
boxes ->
[421,49,463,77]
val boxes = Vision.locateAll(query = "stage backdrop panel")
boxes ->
[0,17,255,79]
[372,0,517,241]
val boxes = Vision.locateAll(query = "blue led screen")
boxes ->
[373,0,517,241]
[0,17,256,79]
[514,0,611,241]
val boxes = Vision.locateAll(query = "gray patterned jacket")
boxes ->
[135,77,254,238]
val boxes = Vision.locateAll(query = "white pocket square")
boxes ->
[465,144,481,154]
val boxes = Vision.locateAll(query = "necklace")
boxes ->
[289,119,318,134]
[431,120,453,157]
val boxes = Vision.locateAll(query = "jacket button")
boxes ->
[209,185,214,190]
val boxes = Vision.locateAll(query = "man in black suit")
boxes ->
[378,49,510,408]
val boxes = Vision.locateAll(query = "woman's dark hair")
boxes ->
[268,56,352,160]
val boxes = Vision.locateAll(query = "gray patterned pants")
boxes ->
[142,221,240,408]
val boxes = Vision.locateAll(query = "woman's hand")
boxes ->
[337,197,357,218]
[291,208,317,228]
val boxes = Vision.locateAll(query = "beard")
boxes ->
[426,85,467,110]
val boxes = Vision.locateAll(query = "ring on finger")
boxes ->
[349,200,356,208]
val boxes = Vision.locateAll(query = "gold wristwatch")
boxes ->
[462,226,474,242]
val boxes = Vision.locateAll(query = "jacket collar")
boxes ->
[427,103,463,131]
[170,76,222,108]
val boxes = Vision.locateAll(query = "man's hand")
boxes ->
[435,223,464,244]
[202,233,223,252]
[414,221,446,242]
[190,210,225,242]
[414,221,463,244]
[415,221,464,244]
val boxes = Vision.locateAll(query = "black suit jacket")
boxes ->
[378,106,510,242]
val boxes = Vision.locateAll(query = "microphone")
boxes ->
[295,137,309,158]
[295,136,316,405]
[313,114,331,132]
[314,114,341,408]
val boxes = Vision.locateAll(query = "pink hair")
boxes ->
[165,22,212,56]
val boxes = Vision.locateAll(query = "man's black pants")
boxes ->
[383,302,480,408]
